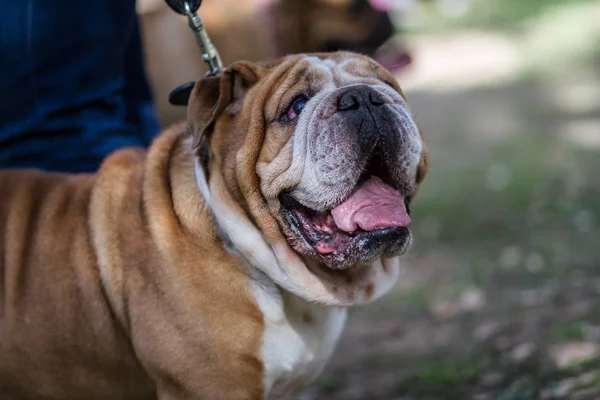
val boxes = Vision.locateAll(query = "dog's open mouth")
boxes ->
[280,153,411,266]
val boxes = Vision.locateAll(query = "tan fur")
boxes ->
[0,127,264,399]
[0,52,428,399]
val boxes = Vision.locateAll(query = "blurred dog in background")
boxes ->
[137,0,412,124]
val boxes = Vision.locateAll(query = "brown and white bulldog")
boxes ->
[0,52,428,399]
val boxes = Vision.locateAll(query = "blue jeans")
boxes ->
[0,0,161,173]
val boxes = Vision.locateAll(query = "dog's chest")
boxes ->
[250,277,347,399]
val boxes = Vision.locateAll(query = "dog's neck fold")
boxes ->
[194,158,400,306]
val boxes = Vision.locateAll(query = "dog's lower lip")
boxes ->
[281,191,410,260]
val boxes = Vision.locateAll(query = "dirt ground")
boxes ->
[303,3,600,398]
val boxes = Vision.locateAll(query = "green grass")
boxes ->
[315,377,342,392]
[410,353,487,388]
[550,322,590,342]
[411,135,600,281]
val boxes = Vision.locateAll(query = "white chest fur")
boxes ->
[250,273,347,399]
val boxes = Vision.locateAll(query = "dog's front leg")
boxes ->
[132,310,266,400]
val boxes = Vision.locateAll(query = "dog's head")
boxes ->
[175,52,428,305]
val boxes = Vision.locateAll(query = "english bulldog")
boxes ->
[0,52,428,399]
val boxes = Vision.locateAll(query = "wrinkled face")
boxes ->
[252,54,427,269]
[185,52,427,280]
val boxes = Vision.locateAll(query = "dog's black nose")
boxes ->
[337,86,385,111]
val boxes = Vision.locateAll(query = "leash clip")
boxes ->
[182,1,222,76]
[164,0,223,76]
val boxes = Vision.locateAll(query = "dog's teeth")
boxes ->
[326,215,335,226]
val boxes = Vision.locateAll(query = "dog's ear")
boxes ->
[187,62,260,150]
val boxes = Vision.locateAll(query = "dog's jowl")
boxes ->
[0,52,428,400]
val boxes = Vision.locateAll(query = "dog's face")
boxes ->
[258,56,426,269]
[182,52,428,303]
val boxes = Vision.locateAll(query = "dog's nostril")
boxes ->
[337,91,361,111]
[338,88,385,111]
[369,91,385,106]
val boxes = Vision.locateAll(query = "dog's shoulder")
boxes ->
[98,146,147,173]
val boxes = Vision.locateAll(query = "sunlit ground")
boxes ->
[307,1,600,399]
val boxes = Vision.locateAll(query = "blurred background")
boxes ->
[138,0,600,398]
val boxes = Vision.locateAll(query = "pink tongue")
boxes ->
[331,176,410,233]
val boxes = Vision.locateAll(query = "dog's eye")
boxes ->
[286,95,308,121]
